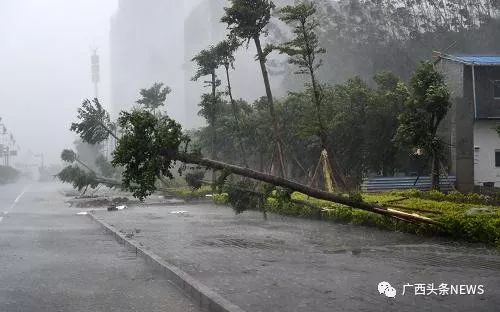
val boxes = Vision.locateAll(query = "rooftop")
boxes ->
[440,54,500,66]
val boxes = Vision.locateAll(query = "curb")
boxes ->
[87,213,246,312]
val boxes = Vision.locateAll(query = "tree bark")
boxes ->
[175,152,442,226]
[211,70,217,188]
[431,149,440,191]
[253,35,287,178]
[300,21,347,189]
[99,121,119,141]
[76,159,96,174]
[224,65,249,168]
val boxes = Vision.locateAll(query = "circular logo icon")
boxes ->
[378,281,397,298]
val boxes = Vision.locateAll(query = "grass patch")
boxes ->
[215,189,500,247]
[162,185,213,200]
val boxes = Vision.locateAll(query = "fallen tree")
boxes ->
[61,98,441,226]
[176,153,441,226]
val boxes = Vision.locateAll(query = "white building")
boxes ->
[437,54,500,191]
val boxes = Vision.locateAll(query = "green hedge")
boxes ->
[389,189,499,205]
[163,185,213,200]
[0,166,20,185]
[214,189,500,247]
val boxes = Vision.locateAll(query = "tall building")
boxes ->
[183,0,291,129]
[110,0,290,128]
[183,0,226,128]
[110,0,186,122]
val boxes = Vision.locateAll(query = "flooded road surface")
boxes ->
[0,181,201,312]
[0,182,30,222]
[95,203,500,312]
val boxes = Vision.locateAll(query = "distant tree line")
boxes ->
[297,0,500,86]
[190,0,453,189]
[59,0,462,199]
[0,165,19,184]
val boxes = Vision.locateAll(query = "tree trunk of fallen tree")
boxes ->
[91,177,175,195]
[176,153,442,226]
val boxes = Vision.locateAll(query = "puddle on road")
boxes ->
[193,237,285,250]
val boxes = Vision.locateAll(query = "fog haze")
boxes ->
[0,1,117,164]
[0,0,221,166]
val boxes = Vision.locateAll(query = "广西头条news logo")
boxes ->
[378,281,485,298]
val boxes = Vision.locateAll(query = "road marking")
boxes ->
[14,189,26,203]
[6,185,30,212]
[0,185,30,224]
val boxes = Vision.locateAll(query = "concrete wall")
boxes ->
[438,59,475,192]
[474,120,500,186]
[474,66,500,118]
[438,59,463,176]
[456,65,476,192]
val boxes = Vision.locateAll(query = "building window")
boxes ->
[494,80,500,99]
[496,151,500,167]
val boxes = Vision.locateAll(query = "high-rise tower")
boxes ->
[110,0,185,121]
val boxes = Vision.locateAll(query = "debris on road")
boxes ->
[68,196,130,208]
[107,205,128,212]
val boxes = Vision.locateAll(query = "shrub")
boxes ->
[0,166,20,185]
[165,185,212,200]
[203,188,499,247]
[391,189,494,205]
[185,171,205,190]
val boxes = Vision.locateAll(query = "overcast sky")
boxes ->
[0,0,119,165]
[0,0,208,167]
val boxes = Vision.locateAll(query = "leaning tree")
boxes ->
[395,61,451,190]
[192,46,223,186]
[60,98,441,226]
[214,35,249,168]
[276,1,348,190]
[136,82,171,115]
[221,0,287,178]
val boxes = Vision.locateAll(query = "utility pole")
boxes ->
[91,49,110,158]
[0,145,7,166]
[35,153,44,170]
[91,49,100,99]
[0,118,8,166]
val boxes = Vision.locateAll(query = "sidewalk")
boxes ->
[92,202,500,312]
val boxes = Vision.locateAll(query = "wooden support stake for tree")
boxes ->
[321,149,335,192]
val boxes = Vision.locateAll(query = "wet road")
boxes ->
[0,181,201,312]
[96,203,500,312]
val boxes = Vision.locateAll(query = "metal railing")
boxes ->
[361,176,456,193]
